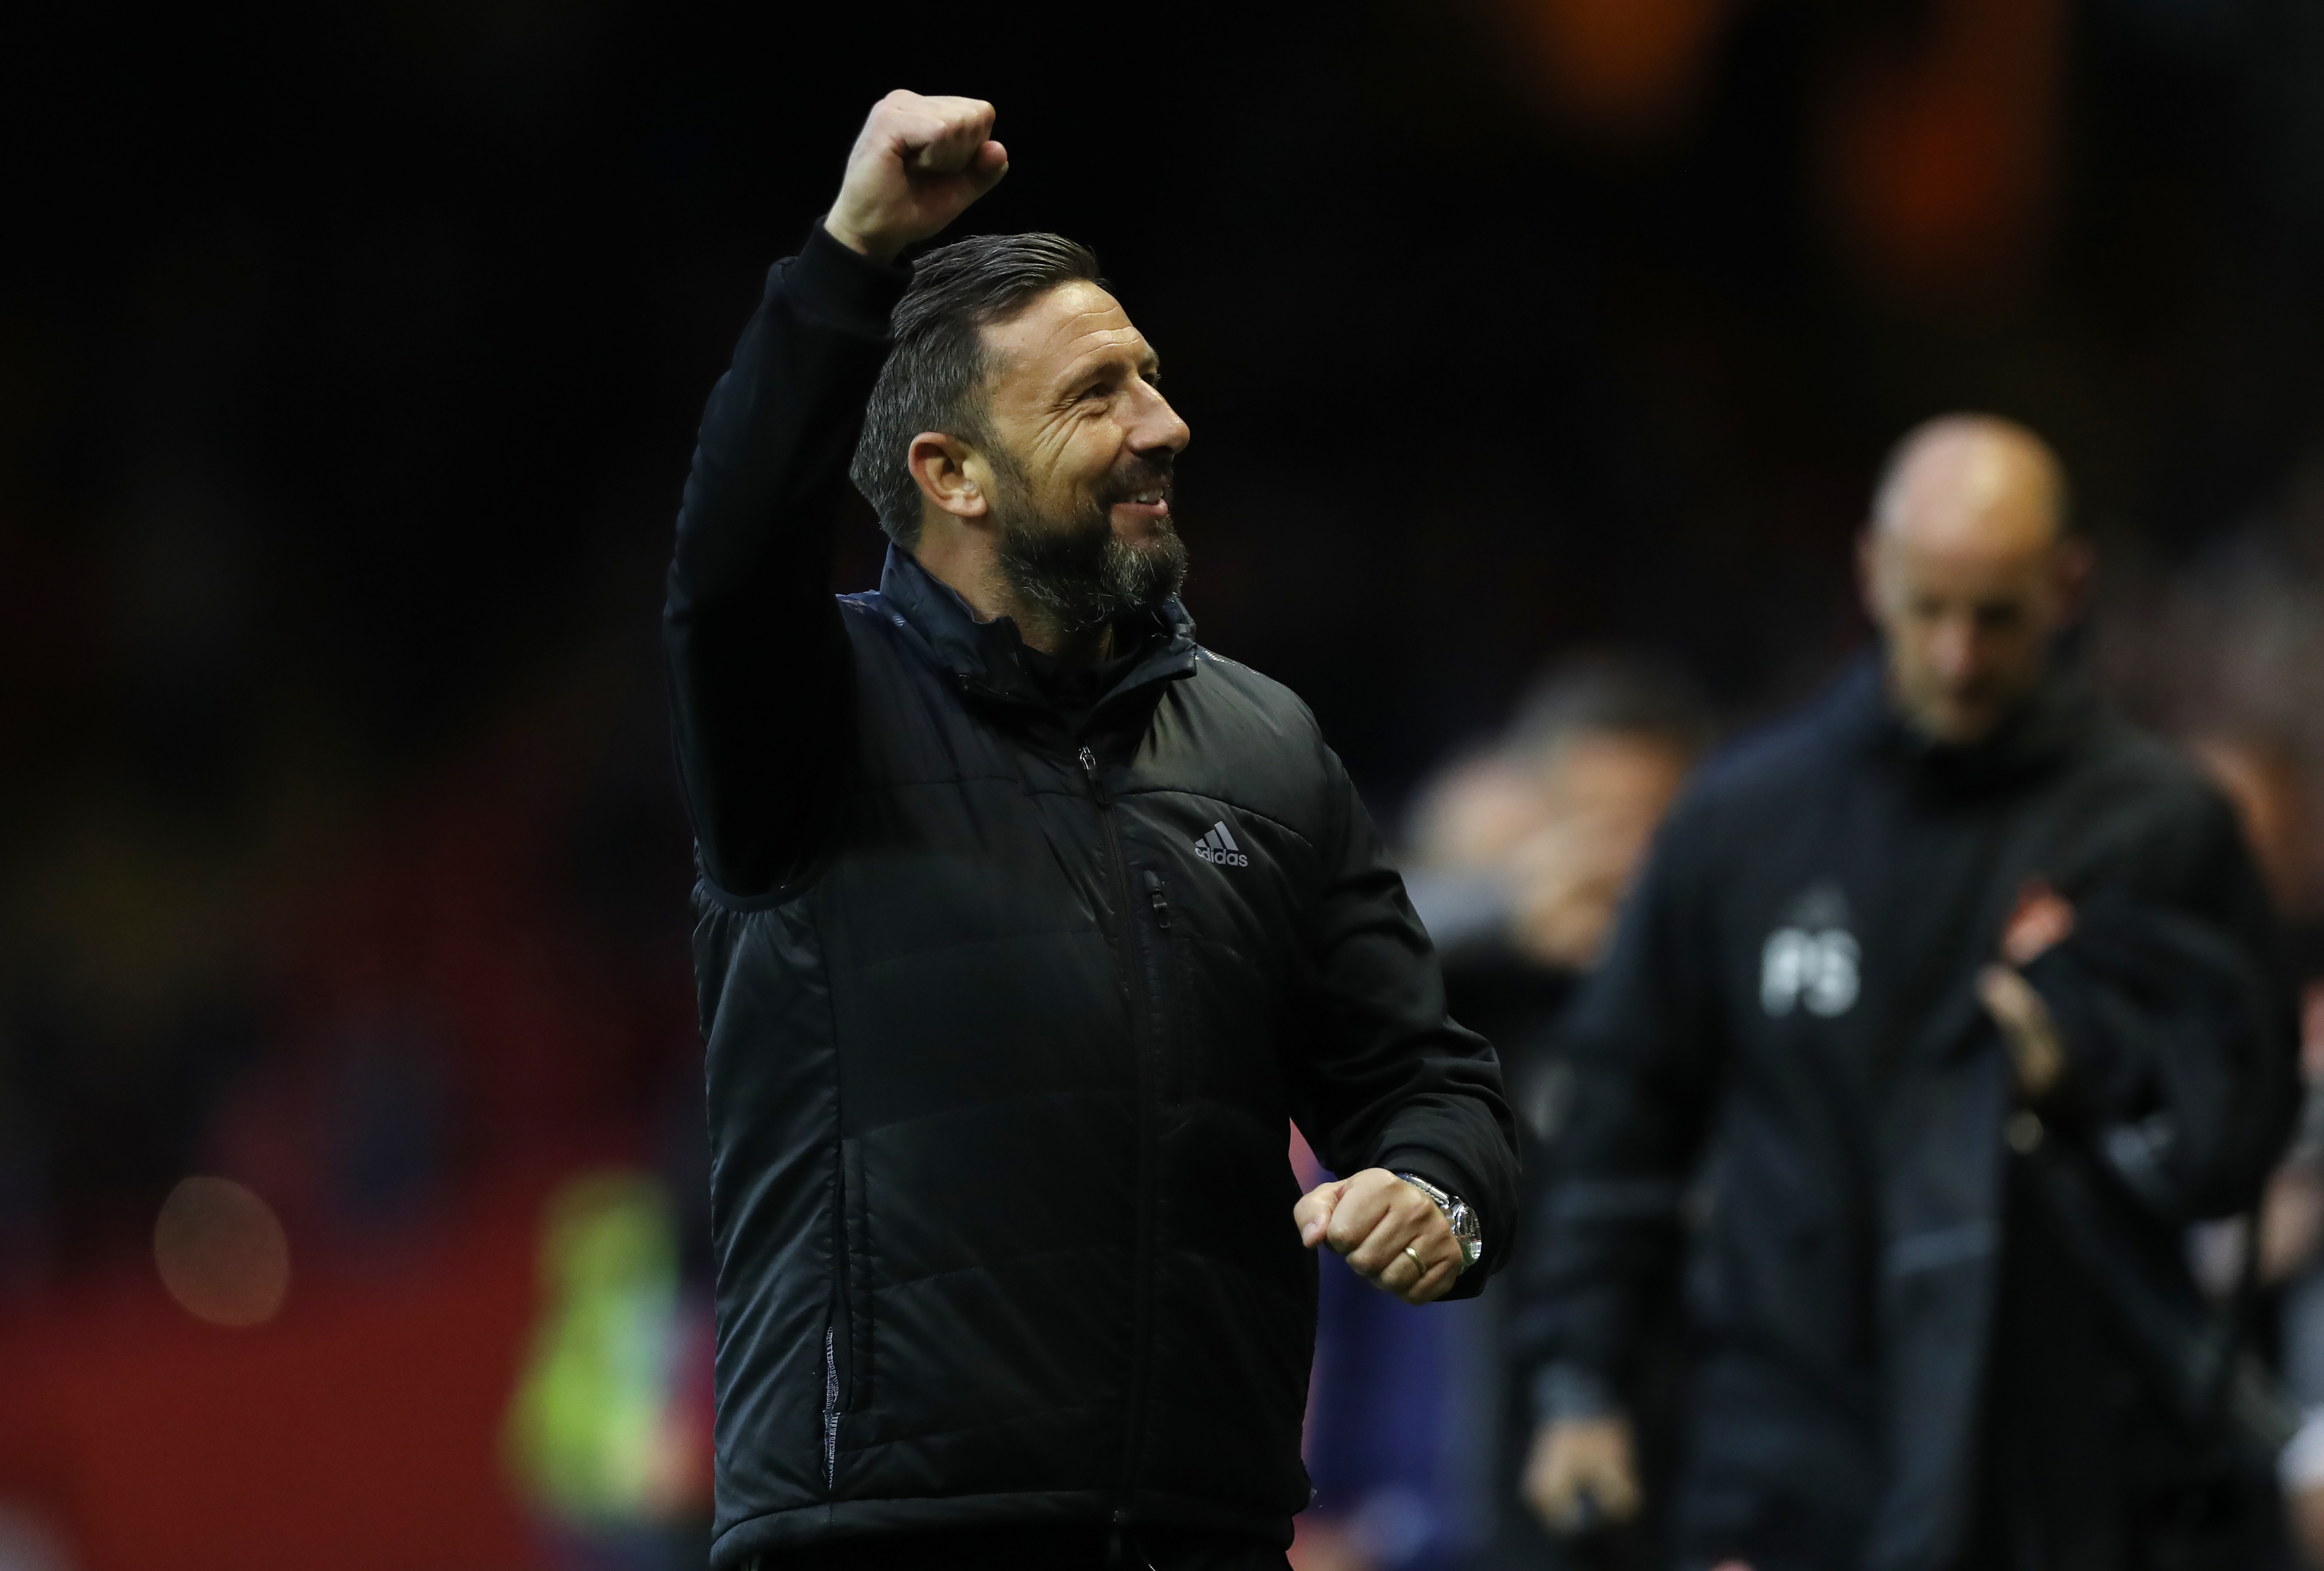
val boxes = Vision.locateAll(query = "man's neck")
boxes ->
[1880,665,2045,754]
[911,533,1118,665]
[1023,619,1117,664]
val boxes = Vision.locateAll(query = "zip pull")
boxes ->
[1143,869,1171,930]
[1079,745,1112,806]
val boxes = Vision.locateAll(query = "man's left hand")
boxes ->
[1294,1167,1461,1305]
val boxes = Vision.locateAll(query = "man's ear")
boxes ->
[1855,529,1882,625]
[908,432,989,522]
[2053,535,2095,622]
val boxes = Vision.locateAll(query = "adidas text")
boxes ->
[1194,820,1249,868]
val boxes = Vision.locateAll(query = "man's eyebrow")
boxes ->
[1055,342,1162,392]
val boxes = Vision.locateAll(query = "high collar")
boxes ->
[877,544,1199,716]
[1834,644,2101,800]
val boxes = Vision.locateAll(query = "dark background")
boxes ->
[4,0,2324,1564]
[13,0,2324,791]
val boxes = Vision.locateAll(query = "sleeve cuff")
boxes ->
[1376,1145,1480,1215]
[785,217,912,339]
[1533,1362,1622,1424]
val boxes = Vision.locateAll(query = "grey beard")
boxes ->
[992,491,1187,637]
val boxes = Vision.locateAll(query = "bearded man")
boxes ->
[664,92,1520,1571]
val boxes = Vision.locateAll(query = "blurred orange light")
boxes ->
[1490,0,1733,140]
[1820,0,2067,305]
[153,1177,292,1328]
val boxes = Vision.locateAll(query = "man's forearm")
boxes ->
[1295,745,1522,1295]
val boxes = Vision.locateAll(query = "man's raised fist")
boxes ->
[824,91,1009,265]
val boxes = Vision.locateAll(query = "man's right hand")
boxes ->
[1522,1415,1643,1536]
[824,92,1009,265]
[1981,879,2076,1099]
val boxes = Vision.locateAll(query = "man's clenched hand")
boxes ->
[1981,879,2076,1100]
[1294,1167,1460,1306]
[824,91,1008,265]
[1522,1415,1642,1535]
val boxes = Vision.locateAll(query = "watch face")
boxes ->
[1446,1202,1481,1269]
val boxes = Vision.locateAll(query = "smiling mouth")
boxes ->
[1112,489,1171,516]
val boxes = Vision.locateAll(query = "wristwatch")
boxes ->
[1395,1172,1483,1274]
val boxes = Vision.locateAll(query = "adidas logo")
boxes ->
[1194,820,1249,867]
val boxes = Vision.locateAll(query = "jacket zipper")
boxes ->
[825,1148,853,1493]
[822,1326,840,1489]
[1082,743,1162,1534]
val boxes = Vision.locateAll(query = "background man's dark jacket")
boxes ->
[1523,660,2296,1571]
[663,227,1520,1568]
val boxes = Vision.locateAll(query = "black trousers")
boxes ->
[754,1524,1292,1570]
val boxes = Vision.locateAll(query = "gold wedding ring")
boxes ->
[1404,1244,1426,1273]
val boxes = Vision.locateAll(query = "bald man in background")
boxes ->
[1514,416,2299,1571]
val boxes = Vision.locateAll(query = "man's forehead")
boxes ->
[1883,501,2055,571]
[1881,524,2051,599]
[983,281,1152,375]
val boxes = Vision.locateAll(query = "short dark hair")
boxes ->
[850,232,1106,548]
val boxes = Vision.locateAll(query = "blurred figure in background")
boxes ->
[2098,503,2324,1564]
[1445,663,1709,1571]
[2265,986,2324,1567]
[1410,658,1710,984]
[1407,657,1710,1172]
[1297,660,1706,1571]
[1525,415,2299,1571]
[2187,734,2324,1564]
[506,1170,713,1571]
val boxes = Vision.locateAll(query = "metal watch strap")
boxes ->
[1394,1171,1482,1274]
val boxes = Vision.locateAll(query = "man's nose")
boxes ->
[1932,615,1981,682]
[1130,384,1191,456]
